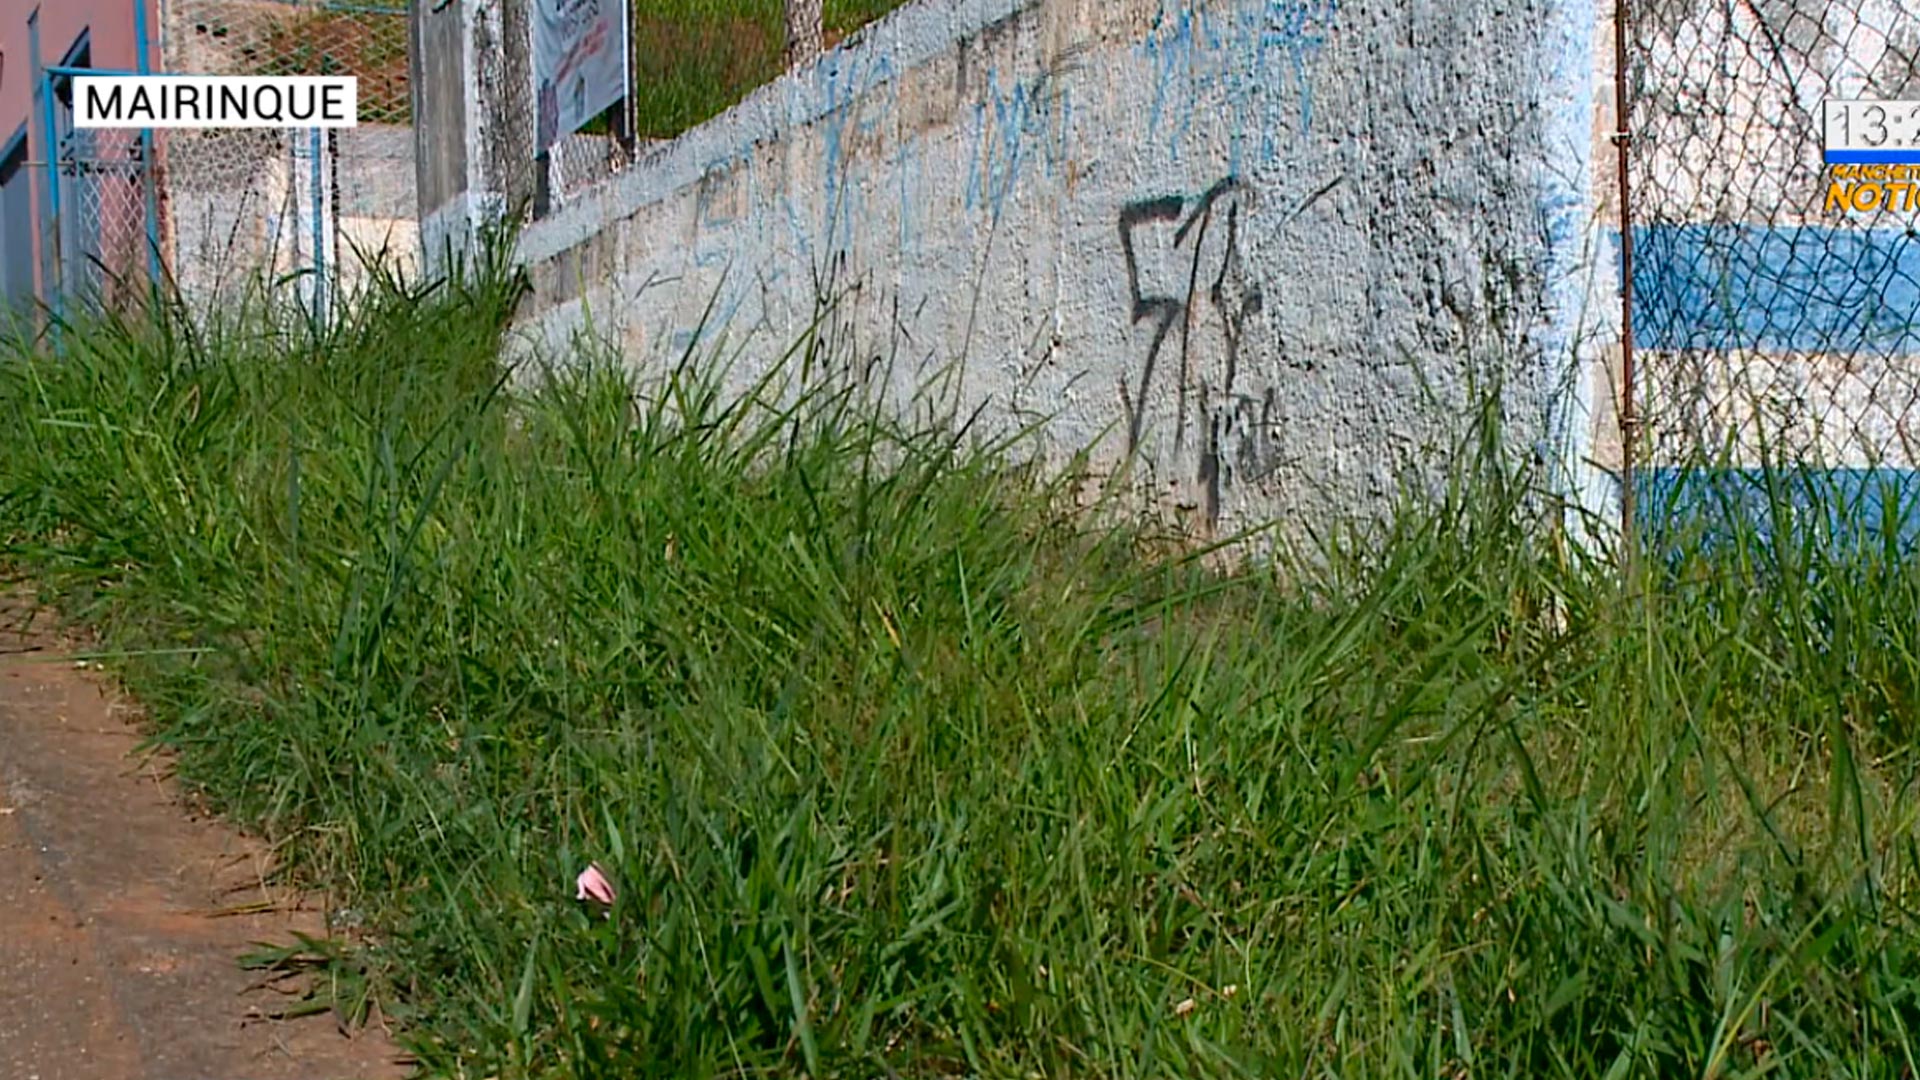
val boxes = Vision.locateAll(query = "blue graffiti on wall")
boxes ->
[814,49,901,254]
[965,67,1073,222]
[1140,0,1338,169]
[670,43,910,346]
[895,123,922,254]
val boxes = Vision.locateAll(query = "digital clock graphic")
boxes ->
[1824,100,1920,164]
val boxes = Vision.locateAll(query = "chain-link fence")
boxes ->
[49,122,155,315]
[1625,0,1920,540]
[154,0,416,316]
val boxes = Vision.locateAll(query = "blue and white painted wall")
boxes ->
[466,0,1623,539]
[1625,0,1920,546]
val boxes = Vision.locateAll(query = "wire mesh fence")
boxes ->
[1624,0,1920,536]
[153,0,416,314]
[52,124,153,314]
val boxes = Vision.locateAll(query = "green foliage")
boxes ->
[7,261,1920,1078]
[629,1,910,139]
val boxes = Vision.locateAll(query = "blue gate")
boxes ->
[40,64,162,323]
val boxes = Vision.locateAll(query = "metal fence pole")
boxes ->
[309,125,326,324]
[135,0,162,289]
[1612,0,1638,571]
[40,71,64,341]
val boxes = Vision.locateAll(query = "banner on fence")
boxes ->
[534,0,628,152]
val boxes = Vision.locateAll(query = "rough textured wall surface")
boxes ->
[335,124,421,284]
[417,0,521,269]
[510,0,1605,536]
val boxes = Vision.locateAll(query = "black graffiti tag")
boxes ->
[1118,179,1266,523]
[1118,178,1264,454]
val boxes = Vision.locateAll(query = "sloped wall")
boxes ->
[505,0,1611,536]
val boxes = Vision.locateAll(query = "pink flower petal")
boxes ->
[575,863,616,906]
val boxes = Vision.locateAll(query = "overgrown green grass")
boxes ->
[7,259,1920,1079]
[632,0,911,139]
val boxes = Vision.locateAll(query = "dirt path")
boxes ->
[0,591,410,1080]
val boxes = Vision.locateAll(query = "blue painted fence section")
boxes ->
[1637,467,1920,559]
[1625,224,1920,548]
[1628,224,1920,356]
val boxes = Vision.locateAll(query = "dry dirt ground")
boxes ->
[0,590,411,1080]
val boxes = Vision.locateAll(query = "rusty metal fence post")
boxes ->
[1613,0,1639,570]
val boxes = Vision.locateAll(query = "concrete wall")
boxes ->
[414,0,537,269]
[490,0,1615,538]
[159,127,298,303]
[334,123,420,286]
[410,0,469,229]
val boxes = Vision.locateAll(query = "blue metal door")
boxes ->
[0,133,36,326]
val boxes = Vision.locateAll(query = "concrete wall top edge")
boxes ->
[518,0,1038,265]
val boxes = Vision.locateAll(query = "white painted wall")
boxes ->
[489,0,1614,538]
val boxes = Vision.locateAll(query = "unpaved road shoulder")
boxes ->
[0,592,408,1080]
